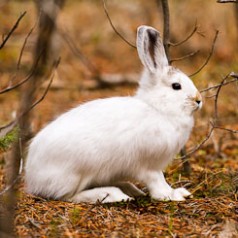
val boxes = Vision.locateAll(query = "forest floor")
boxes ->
[11,151,238,237]
[0,1,238,237]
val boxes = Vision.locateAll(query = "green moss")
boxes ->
[0,127,18,151]
[48,218,63,237]
[69,207,81,226]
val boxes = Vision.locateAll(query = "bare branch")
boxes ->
[170,22,199,47]
[190,30,219,77]
[17,12,40,70]
[26,58,60,114]
[230,72,238,78]
[61,31,100,76]
[0,49,44,95]
[0,121,16,139]
[213,126,238,133]
[61,30,138,87]
[217,0,238,3]
[102,0,136,48]
[214,75,229,122]
[0,58,60,138]
[179,123,215,159]
[0,71,34,95]
[160,0,170,62]
[200,78,238,93]
[0,11,26,50]
[170,50,199,63]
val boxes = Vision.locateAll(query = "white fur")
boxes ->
[25,26,202,203]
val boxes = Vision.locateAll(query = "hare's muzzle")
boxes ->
[195,91,202,110]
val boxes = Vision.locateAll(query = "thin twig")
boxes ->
[102,0,136,48]
[61,30,99,75]
[25,58,61,114]
[213,126,238,133]
[0,49,44,95]
[0,70,34,95]
[230,72,238,78]
[17,12,40,70]
[179,123,215,160]
[170,22,198,47]
[0,58,60,137]
[217,0,238,3]
[170,50,199,63]
[0,11,27,50]
[191,170,224,194]
[200,78,238,93]
[190,30,219,77]
[214,75,229,122]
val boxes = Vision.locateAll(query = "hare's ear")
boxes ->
[137,25,168,73]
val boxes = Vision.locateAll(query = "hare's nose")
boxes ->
[196,99,202,109]
[195,92,202,103]
[194,91,202,109]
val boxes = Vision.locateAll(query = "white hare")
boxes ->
[25,25,202,203]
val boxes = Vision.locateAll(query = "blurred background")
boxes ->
[0,1,238,236]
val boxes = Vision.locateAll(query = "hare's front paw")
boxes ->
[151,187,191,201]
[151,188,173,201]
[171,188,191,201]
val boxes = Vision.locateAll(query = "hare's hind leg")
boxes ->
[115,182,146,197]
[68,186,133,203]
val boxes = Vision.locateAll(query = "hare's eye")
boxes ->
[172,83,182,90]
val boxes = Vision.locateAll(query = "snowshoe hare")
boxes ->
[25,25,202,203]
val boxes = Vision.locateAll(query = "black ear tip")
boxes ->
[147,29,159,45]
[137,26,161,40]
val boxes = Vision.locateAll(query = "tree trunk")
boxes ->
[19,0,65,144]
[0,1,65,236]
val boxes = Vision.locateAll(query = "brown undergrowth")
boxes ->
[12,160,238,237]
[0,146,237,237]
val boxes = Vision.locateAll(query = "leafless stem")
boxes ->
[200,78,238,93]
[102,0,136,48]
[61,30,100,76]
[26,59,60,113]
[213,126,238,133]
[160,0,170,62]
[17,12,40,70]
[214,75,229,122]
[0,72,33,95]
[170,22,199,47]
[0,58,60,138]
[0,49,44,95]
[170,50,199,63]
[230,72,238,78]
[190,30,219,77]
[0,11,26,50]
[179,123,215,160]
[217,0,238,3]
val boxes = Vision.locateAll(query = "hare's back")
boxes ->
[28,97,155,160]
